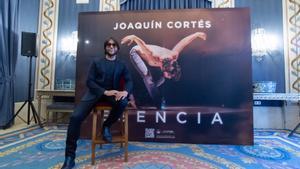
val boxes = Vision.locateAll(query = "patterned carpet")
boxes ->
[0,125,299,169]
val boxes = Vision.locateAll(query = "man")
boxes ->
[121,32,206,109]
[61,37,133,169]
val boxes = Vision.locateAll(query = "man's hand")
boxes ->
[104,90,118,96]
[115,91,128,101]
[104,90,128,101]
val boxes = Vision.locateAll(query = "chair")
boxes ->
[91,103,128,165]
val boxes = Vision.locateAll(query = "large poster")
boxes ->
[77,8,253,144]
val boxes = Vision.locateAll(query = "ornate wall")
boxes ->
[99,0,120,11]
[213,0,300,94]
[36,0,298,94]
[211,0,234,8]
[285,0,300,93]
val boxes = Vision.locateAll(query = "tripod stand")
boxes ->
[288,100,300,137]
[4,56,43,129]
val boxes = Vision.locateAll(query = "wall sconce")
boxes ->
[251,28,279,62]
[61,31,78,59]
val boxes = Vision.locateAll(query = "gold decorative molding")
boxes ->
[211,0,235,8]
[285,0,300,92]
[99,0,120,11]
[36,0,59,90]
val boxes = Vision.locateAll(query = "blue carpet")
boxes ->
[0,125,299,169]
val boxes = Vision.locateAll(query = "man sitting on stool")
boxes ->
[61,37,133,169]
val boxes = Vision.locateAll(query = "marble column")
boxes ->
[284,0,300,93]
[36,0,59,90]
[211,0,235,8]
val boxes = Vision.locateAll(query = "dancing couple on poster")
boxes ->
[121,32,207,109]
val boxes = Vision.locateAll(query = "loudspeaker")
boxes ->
[21,32,36,56]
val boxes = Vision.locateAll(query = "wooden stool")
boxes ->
[91,105,128,165]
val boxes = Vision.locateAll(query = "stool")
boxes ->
[91,105,128,165]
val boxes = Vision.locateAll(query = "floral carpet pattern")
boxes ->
[0,125,299,169]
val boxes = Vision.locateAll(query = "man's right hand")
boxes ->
[104,90,128,101]
[104,90,118,96]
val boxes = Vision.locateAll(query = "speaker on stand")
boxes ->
[4,32,43,129]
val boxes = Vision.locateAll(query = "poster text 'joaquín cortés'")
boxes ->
[113,20,212,30]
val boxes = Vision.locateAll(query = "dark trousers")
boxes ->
[65,95,128,158]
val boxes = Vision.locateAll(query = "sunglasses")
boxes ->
[106,43,117,47]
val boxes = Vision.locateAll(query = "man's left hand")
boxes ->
[115,91,128,101]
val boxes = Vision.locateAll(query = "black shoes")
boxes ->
[61,156,75,169]
[102,126,112,143]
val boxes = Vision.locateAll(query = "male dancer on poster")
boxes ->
[121,32,206,109]
[61,37,133,169]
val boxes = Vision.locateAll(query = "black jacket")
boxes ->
[81,57,133,101]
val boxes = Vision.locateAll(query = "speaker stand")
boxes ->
[3,56,43,129]
[288,123,300,137]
